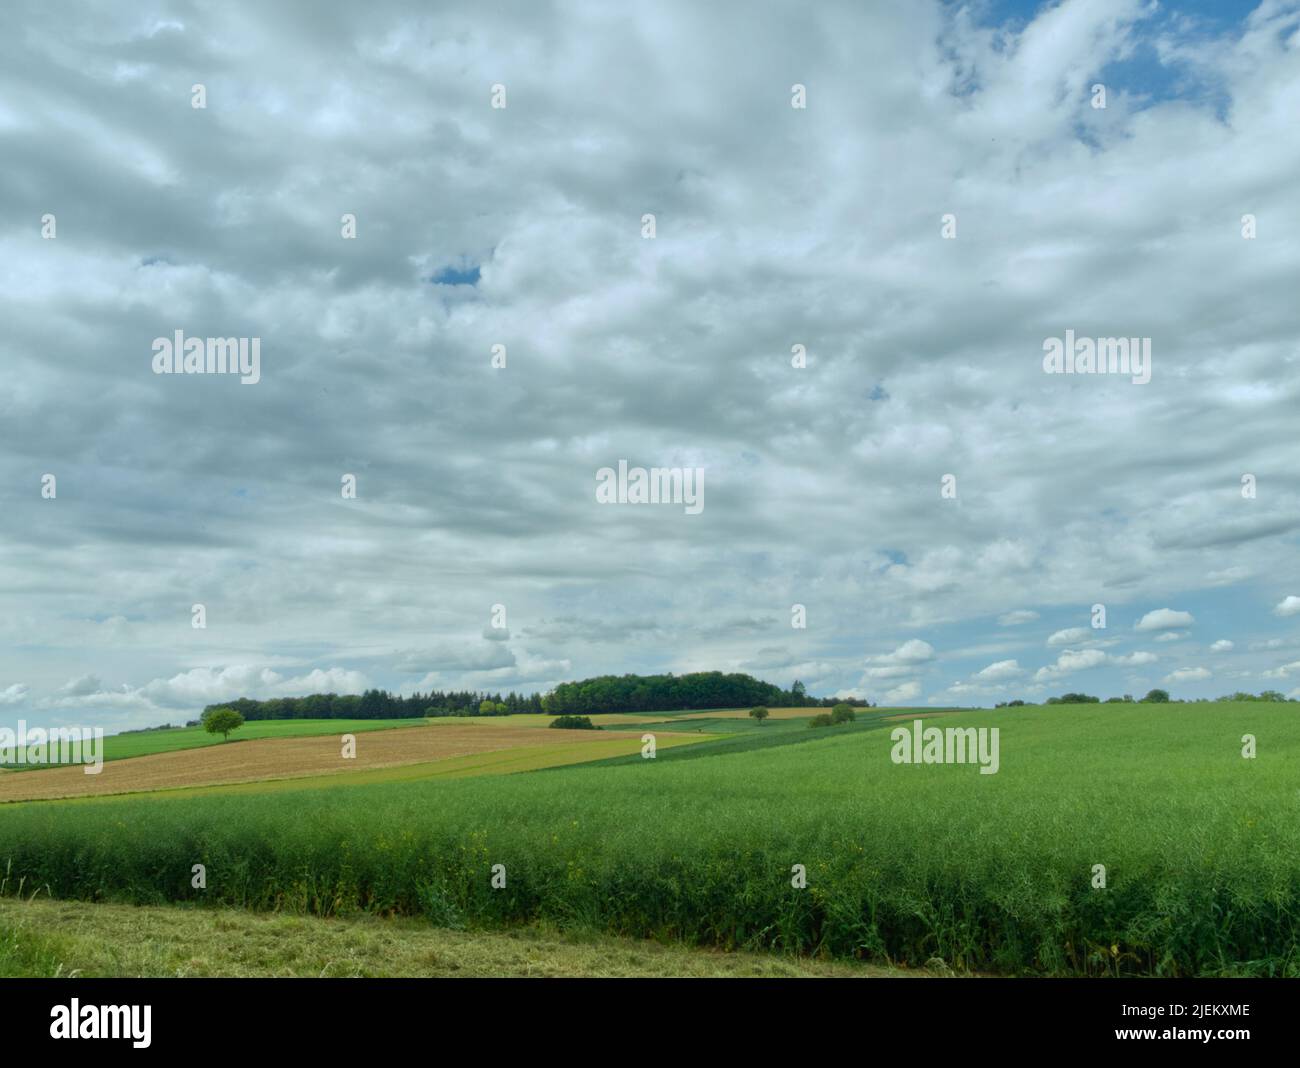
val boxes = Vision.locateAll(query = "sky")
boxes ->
[2,0,1300,732]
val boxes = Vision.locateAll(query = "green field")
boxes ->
[1,702,1296,976]
[2,717,430,769]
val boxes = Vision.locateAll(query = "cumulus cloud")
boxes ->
[862,639,936,681]
[882,681,922,705]
[1135,609,1196,632]
[1165,666,1211,683]
[975,659,1025,681]
[1275,596,1300,617]
[1210,639,1234,652]
[1047,627,1091,647]
[1111,651,1158,666]
[142,666,373,707]
[872,640,937,665]
[1034,648,1108,682]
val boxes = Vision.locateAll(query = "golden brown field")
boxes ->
[0,724,673,803]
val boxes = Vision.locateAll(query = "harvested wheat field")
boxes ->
[0,724,680,803]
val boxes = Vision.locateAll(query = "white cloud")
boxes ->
[1047,627,1091,647]
[1210,639,1234,652]
[1034,648,1107,682]
[1135,609,1195,632]
[1274,596,1300,617]
[1111,651,1157,666]
[1164,666,1211,683]
[870,639,936,665]
[882,681,922,705]
[975,659,1024,680]
[863,639,936,681]
[58,664,378,713]
[0,683,28,705]
[1251,638,1297,652]
[998,610,1039,626]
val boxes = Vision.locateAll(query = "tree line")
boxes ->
[201,672,861,722]
[540,673,858,714]
[202,688,544,722]
[996,689,1297,707]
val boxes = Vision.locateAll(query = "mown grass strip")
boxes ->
[0,897,914,978]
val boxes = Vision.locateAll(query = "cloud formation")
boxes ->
[3,0,1300,728]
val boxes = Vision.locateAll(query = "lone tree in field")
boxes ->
[749,706,769,725]
[202,706,245,741]
[830,702,856,724]
[1142,688,1171,703]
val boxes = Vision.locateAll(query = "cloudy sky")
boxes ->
[3,0,1300,732]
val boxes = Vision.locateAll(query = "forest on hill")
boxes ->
[200,672,864,722]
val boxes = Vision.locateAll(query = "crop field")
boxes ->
[2,717,429,768]
[0,722,710,802]
[1,701,1296,976]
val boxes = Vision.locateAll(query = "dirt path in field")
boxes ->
[0,724,655,803]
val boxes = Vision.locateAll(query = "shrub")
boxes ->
[808,713,833,729]
[830,703,856,724]
[749,707,769,724]
[549,715,599,730]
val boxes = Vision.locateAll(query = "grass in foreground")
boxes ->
[0,898,920,978]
